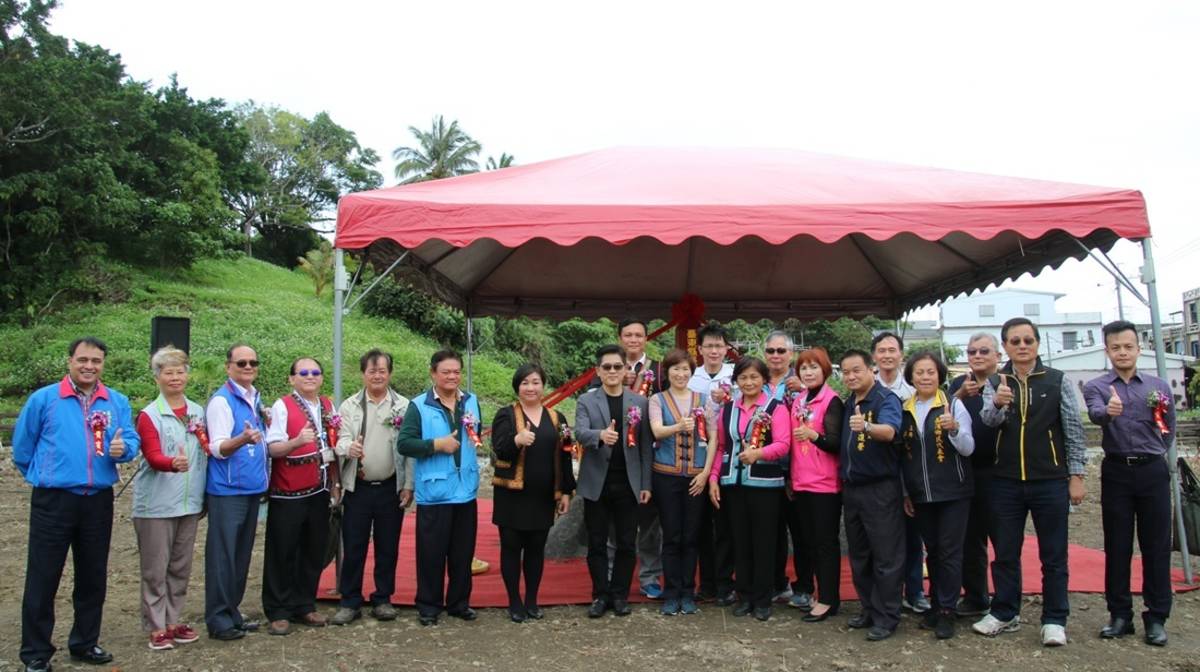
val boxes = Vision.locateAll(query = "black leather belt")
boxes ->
[1105,454,1162,466]
[361,475,397,486]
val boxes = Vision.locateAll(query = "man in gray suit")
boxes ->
[576,344,653,618]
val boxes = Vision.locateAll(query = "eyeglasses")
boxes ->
[233,359,260,369]
[764,348,790,355]
[1007,337,1037,346]
[966,347,992,356]
[296,369,322,377]
[599,363,625,372]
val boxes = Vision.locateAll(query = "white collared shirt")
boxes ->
[688,363,734,396]
[205,380,259,459]
[877,370,914,402]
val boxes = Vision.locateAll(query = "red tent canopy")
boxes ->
[335,147,1149,320]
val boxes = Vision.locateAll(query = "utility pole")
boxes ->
[1116,276,1126,321]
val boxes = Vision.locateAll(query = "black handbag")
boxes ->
[1173,457,1200,554]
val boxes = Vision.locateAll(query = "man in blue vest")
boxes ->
[396,350,482,626]
[13,336,140,672]
[204,343,270,641]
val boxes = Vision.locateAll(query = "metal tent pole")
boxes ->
[333,248,347,405]
[1142,238,1192,583]
[465,310,474,393]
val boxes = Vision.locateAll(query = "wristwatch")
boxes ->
[862,421,873,436]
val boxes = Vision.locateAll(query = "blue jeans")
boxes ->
[988,477,1070,625]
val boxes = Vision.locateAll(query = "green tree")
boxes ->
[485,152,514,170]
[228,104,382,264]
[905,339,962,364]
[392,115,481,183]
[297,241,334,297]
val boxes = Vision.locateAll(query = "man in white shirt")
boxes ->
[872,332,927,615]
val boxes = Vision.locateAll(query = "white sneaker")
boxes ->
[972,613,1020,636]
[1041,624,1067,646]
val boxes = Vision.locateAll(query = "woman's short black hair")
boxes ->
[512,363,547,394]
[903,350,948,386]
[732,356,769,382]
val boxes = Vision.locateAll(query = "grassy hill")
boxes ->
[0,258,554,430]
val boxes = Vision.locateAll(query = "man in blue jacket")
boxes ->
[12,337,140,672]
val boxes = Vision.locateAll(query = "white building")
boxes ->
[1051,345,1191,409]
[939,288,1102,364]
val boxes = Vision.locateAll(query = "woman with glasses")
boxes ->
[133,346,207,651]
[786,346,845,623]
[708,357,792,621]
[898,351,975,639]
[490,363,575,623]
[261,357,340,635]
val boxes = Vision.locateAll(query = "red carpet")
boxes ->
[317,499,1196,607]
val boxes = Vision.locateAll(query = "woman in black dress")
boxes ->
[491,363,575,622]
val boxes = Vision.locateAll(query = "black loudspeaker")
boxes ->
[151,316,191,355]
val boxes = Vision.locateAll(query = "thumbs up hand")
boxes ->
[297,422,316,445]
[1107,385,1124,417]
[241,419,263,445]
[848,405,866,433]
[600,419,619,446]
[172,451,190,473]
[348,434,365,460]
[109,427,125,458]
[993,374,1014,409]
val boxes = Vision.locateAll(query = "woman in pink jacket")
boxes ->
[786,347,844,622]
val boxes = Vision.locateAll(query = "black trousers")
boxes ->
[792,490,842,607]
[498,526,550,611]
[585,474,638,602]
[914,497,971,612]
[844,478,905,630]
[961,467,994,609]
[1102,456,1173,624]
[697,493,733,596]
[415,499,478,618]
[338,478,405,609]
[20,487,113,665]
[780,490,813,595]
[262,492,330,621]
[725,485,782,609]
[653,472,705,600]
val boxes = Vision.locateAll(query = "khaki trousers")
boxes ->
[134,513,200,632]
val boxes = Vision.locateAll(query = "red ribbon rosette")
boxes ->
[88,411,110,456]
[636,368,655,396]
[187,415,209,449]
[1147,391,1171,436]
[748,409,771,451]
[325,412,343,448]
[626,406,642,448]
[462,412,483,449]
[691,406,707,440]
[559,423,580,459]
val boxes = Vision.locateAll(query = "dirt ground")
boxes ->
[3,459,1200,672]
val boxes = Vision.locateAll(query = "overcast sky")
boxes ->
[50,0,1200,328]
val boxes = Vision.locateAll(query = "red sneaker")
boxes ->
[149,631,175,651]
[170,624,200,644]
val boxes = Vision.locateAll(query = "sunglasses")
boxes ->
[599,363,625,371]
[233,359,260,369]
[296,369,322,377]
[1007,337,1037,346]
[764,348,790,355]
[966,347,993,356]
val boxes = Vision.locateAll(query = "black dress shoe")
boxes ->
[847,613,873,629]
[69,646,113,665]
[753,606,772,621]
[1100,616,1135,639]
[209,627,246,641]
[732,601,753,617]
[587,599,609,618]
[418,614,439,626]
[24,660,51,672]
[612,599,632,616]
[239,616,260,632]
[802,605,839,622]
[715,591,738,607]
[1144,621,1167,647]
[508,608,527,623]
[448,607,478,621]
[866,625,896,641]
[526,606,545,620]
[918,610,938,630]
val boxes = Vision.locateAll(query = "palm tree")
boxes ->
[392,116,482,183]
[486,152,515,170]
[297,241,335,297]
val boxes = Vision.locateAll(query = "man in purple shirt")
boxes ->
[1083,320,1176,647]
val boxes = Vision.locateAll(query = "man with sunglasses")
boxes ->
[204,344,270,641]
[261,357,340,634]
[947,332,1003,617]
[972,318,1086,647]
